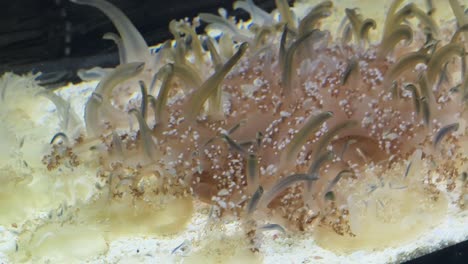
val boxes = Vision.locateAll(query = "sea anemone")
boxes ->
[2,0,468,262]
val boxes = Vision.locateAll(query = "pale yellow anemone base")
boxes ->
[315,180,449,252]
[12,196,193,262]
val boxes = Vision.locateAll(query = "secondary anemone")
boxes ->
[40,0,468,254]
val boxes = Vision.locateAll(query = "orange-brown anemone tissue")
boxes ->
[2,0,468,262]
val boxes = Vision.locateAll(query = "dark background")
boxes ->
[0,0,279,84]
[0,0,466,263]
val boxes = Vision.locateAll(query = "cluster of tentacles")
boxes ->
[43,0,468,233]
